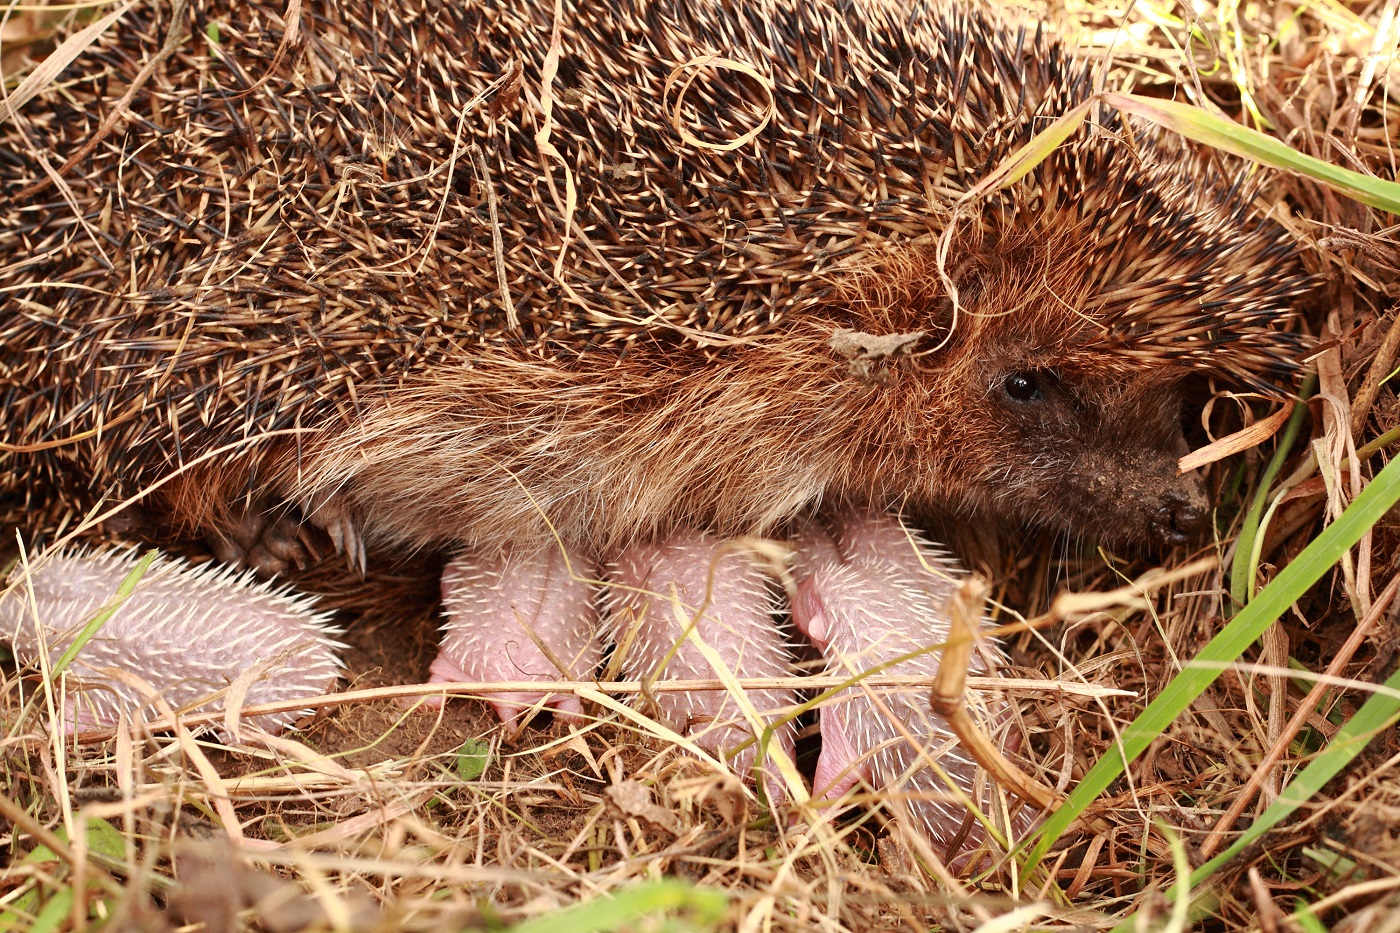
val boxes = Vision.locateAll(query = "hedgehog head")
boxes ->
[836,145,1309,548]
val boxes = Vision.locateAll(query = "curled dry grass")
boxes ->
[4,0,1400,930]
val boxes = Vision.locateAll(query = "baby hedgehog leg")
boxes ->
[793,514,1029,860]
[606,535,797,792]
[429,547,602,728]
[1,548,343,736]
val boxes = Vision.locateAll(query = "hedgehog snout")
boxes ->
[1148,477,1210,546]
[1057,435,1209,548]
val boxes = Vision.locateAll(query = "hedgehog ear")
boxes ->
[920,253,986,345]
[834,243,985,339]
[942,252,988,303]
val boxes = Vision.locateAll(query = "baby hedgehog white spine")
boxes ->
[793,514,1026,858]
[607,535,798,793]
[430,546,602,726]
[2,547,344,736]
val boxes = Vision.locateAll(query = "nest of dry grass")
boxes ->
[3,0,1400,930]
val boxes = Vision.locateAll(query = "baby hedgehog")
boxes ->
[0,0,1304,854]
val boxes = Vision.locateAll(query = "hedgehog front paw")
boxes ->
[793,513,1030,862]
[427,546,601,729]
[301,493,366,576]
[209,500,326,578]
[605,534,797,796]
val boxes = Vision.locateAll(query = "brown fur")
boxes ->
[280,255,1196,558]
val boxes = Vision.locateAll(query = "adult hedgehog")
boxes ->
[1,0,1306,855]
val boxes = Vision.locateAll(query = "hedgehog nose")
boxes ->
[1150,482,1209,546]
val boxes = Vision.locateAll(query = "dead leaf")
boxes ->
[828,329,926,381]
[1178,403,1292,473]
[605,780,685,835]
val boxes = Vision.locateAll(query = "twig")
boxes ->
[16,0,191,203]
[930,577,1089,822]
[470,142,518,329]
[1351,303,1400,437]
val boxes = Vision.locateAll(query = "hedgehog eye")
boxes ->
[1002,370,1047,403]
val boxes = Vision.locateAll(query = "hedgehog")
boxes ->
[1,548,343,736]
[792,513,1018,854]
[0,0,1307,858]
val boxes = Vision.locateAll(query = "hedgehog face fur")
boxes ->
[842,226,1225,547]
[904,335,1207,548]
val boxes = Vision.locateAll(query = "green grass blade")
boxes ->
[978,100,1092,192]
[24,888,72,933]
[48,549,157,679]
[1230,378,1315,612]
[1109,664,1400,931]
[982,89,1400,217]
[1025,452,1400,874]
[1292,904,1330,933]
[455,737,492,781]
[1103,92,1400,213]
[1207,665,1400,871]
[505,879,729,933]
[0,818,125,931]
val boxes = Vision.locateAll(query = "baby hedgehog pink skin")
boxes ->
[429,547,601,727]
[607,535,797,790]
[1,548,343,736]
[793,514,1026,859]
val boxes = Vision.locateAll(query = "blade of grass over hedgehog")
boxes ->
[1103,92,1400,213]
[958,100,1095,194]
[658,591,804,801]
[977,92,1400,214]
[1109,665,1400,932]
[20,547,158,680]
[1023,452,1400,875]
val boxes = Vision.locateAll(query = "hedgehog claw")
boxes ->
[210,504,321,578]
[426,652,587,727]
[302,495,366,577]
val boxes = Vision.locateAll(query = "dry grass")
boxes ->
[4,0,1400,930]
